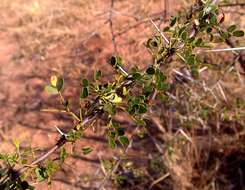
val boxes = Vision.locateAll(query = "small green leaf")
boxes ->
[108,137,117,149]
[109,56,123,68]
[35,167,47,182]
[132,72,141,80]
[191,65,199,78]
[220,32,229,40]
[104,103,116,115]
[210,15,217,25]
[227,25,236,33]
[181,31,187,41]
[146,66,155,75]
[56,77,64,91]
[82,147,93,155]
[186,54,195,65]
[163,26,170,32]
[206,27,212,33]
[46,160,58,176]
[66,130,83,141]
[94,70,102,80]
[80,87,89,98]
[143,84,153,97]
[119,136,129,146]
[138,104,147,114]
[50,75,64,91]
[178,26,186,36]
[170,16,177,27]
[45,85,59,94]
[82,79,89,87]
[194,38,203,46]
[233,30,244,37]
[117,128,125,136]
[135,118,146,126]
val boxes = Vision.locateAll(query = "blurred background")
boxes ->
[0,0,244,189]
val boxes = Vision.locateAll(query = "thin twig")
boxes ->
[219,3,245,7]
[150,19,169,44]
[150,172,170,189]
[199,47,245,53]
[108,0,117,54]
[115,11,168,37]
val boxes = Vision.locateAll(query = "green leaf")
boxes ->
[66,130,83,141]
[146,66,155,75]
[44,85,58,94]
[138,104,147,114]
[210,15,217,25]
[104,103,116,115]
[50,75,64,91]
[194,38,203,47]
[170,16,177,27]
[82,79,89,87]
[163,26,170,32]
[82,147,93,155]
[35,167,47,182]
[94,70,102,80]
[178,26,186,36]
[135,118,146,126]
[233,30,244,37]
[119,136,129,146]
[46,160,58,176]
[132,72,141,80]
[227,25,236,33]
[157,82,169,91]
[206,27,212,33]
[109,56,123,68]
[186,54,195,65]
[191,65,199,78]
[56,77,64,91]
[108,137,117,149]
[117,127,125,136]
[143,84,153,97]
[220,31,229,40]
[80,87,89,98]
[181,31,187,41]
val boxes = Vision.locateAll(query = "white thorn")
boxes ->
[150,19,170,44]
[55,126,67,136]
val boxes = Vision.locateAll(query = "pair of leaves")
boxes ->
[108,135,129,149]
[227,25,244,37]
[127,96,148,115]
[80,79,89,98]
[45,75,64,95]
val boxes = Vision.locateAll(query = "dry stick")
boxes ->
[115,11,168,37]
[199,47,245,53]
[150,172,170,189]
[219,3,245,7]
[164,0,169,21]
[108,0,117,54]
